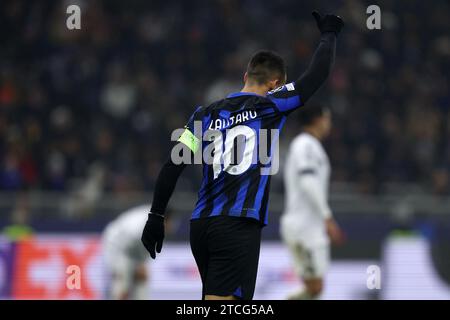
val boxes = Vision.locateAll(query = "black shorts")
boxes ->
[190,216,262,300]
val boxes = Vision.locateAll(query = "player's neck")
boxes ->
[303,127,323,141]
[240,84,269,97]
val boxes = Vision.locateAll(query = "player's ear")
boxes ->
[243,72,248,83]
[277,74,287,87]
[268,78,280,91]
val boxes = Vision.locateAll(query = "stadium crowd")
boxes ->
[1,0,449,197]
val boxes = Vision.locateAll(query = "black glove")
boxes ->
[312,11,344,36]
[141,213,165,259]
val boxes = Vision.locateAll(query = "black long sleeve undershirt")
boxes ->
[150,32,337,216]
[150,157,186,215]
[295,32,336,104]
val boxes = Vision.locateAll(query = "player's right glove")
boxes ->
[141,212,165,259]
[312,11,344,36]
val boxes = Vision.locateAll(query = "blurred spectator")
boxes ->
[0,0,448,200]
[2,194,33,241]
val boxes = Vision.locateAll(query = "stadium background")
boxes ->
[0,0,449,299]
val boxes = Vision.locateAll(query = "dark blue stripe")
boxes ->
[227,92,264,98]
[269,95,301,113]
[229,176,251,214]
[250,174,269,220]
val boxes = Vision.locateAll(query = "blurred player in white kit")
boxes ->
[281,104,344,300]
[102,205,150,300]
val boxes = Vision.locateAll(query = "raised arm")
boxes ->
[295,11,344,103]
[268,11,344,112]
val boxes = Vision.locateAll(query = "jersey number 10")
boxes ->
[209,125,256,179]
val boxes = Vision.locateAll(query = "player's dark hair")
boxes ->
[298,104,330,126]
[246,50,286,85]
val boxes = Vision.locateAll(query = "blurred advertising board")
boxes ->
[0,238,14,298]
[0,235,103,299]
[0,235,449,299]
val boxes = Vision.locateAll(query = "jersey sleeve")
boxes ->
[267,82,303,113]
[177,106,203,154]
[293,140,332,219]
[294,140,321,175]
[298,174,332,219]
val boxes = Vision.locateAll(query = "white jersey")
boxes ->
[281,132,331,247]
[102,205,149,261]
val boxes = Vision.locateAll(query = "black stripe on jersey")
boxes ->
[212,95,271,113]
[221,135,249,214]
[241,169,261,218]
[199,162,215,218]
[220,173,243,215]
[241,113,276,219]
[199,107,220,218]
[257,114,282,224]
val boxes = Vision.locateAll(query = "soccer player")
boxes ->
[281,105,344,300]
[102,205,150,300]
[142,11,344,300]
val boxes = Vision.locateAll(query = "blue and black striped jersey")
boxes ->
[149,32,337,229]
[178,82,303,225]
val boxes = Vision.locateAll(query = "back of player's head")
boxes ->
[246,50,286,85]
[298,103,330,126]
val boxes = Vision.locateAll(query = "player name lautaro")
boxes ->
[208,110,257,130]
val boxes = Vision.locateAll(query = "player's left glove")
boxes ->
[141,212,165,259]
[312,11,344,36]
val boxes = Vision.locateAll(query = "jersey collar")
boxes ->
[227,92,266,98]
